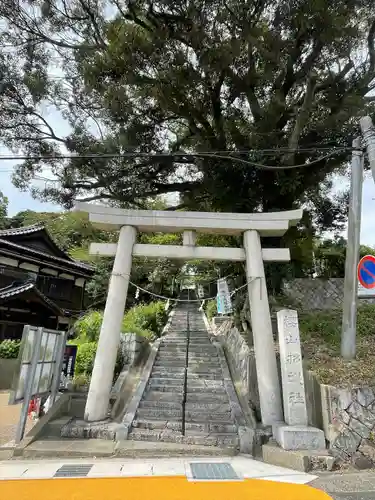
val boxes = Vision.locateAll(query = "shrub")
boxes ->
[73,310,103,343]
[75,342,97,375]
[74,341,125,378]
[0,339,21,359]
[122,301,168,339]
[72,301,168,344]
[205,299,217,320]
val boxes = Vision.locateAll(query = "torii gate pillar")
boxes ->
[84,225,136,422]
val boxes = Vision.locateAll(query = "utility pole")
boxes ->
[341,137,363,359]
[360,116,375,184]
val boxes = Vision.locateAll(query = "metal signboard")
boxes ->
[216,278,233,315]
[61,344,78,389]
[358,282,375,297]
[9,325,67,443]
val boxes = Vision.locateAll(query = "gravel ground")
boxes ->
[0,391,35,446]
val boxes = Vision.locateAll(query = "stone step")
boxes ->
[148,378,185,387]
[148,383,184,393]
[151,368,185,377]
[136,408,183,420]
[187,367,223,375]
[139,400,182,410]
[187,386,227,394]
[185,421,237,433]
[132,419,182,431]
[187,380,224,388]
[186,393,229,403]
[156,355,186,362]
[161,341,187,347]
[143,391,184,402]
[185,401,231,411]
[149,376,184,383]
[188,363,221,370]
[162,337,187,341]
[165,332,187,336]
[183,432,240,448]
[157,352,187,358]
[188,358,219,364]
[158,346,187,351]
[189,339,211,344]
[185,411,232,422]
[187,359,219,366]
[188,347,218,353]
[154,360,186,367]
[189,345,214,350]
[163,337,187,341]
[187,372,222,380]
[188,350,218,356]
[128,428,183,443]
[128,428,239,448]
[189,344,217,355]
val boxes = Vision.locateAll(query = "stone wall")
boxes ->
[282,278,375,311]
[213,318,261,418]
[0,358,18,390]
[213,318,375,467]
[321,385,375,467]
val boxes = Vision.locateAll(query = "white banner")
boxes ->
[217,278,233,314]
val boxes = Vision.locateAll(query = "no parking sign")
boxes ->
[358,255,375,291]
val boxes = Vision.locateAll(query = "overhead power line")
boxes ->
[0,148,353,171]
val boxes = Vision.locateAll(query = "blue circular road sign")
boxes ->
[358,255,375,289]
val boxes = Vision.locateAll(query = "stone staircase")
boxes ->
[127,295,242,451]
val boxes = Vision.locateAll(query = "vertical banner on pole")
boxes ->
[217,278,233,314]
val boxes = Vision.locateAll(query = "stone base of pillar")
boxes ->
[273,424,326,451]
[61,418,126,440]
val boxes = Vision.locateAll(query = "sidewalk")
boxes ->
[0,392,35,446]
[0,455,317,482]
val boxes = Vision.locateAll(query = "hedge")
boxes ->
[0,339,21,359]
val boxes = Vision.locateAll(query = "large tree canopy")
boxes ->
[0,0,375,233]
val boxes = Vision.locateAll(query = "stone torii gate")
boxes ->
[75,202,303,426]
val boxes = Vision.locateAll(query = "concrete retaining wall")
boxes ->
[283,278,375,310]
[119,332,148,365]
[0,358,18,390]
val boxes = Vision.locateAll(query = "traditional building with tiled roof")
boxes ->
[0,224,94,340]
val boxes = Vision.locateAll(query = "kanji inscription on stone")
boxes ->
[277,309,308,426]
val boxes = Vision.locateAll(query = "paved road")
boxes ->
[330,494,375,499]
[311,471,375,500]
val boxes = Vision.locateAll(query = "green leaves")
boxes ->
[0,0,374,237]
[0,339,21,359]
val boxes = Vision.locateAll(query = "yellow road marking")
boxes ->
[0,475,332,500]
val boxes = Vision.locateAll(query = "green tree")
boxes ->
[7,209,115,253]
[0,1,374,235]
